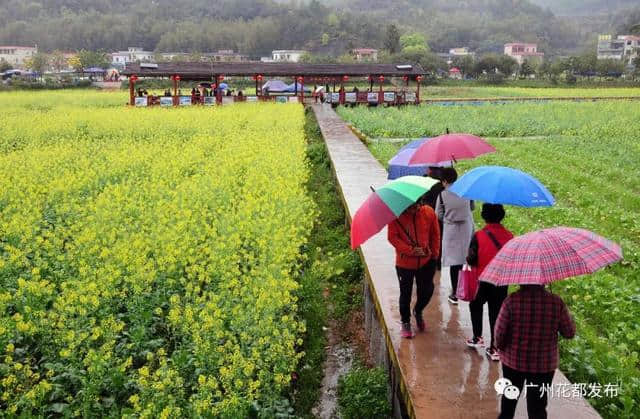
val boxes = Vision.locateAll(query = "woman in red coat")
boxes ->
[388,201,441,338]
[464,204,514,360]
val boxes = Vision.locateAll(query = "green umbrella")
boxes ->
[351,176,439,249]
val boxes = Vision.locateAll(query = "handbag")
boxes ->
[456,229,504,301]
[456,264,479,301]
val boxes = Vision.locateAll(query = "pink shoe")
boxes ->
[401,323,415,339]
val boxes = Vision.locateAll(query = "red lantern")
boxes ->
[297,76,304,83]
[342,75,349,82]
[367,75,373,82]
[218,75,225,82]
[257,75,263,81]
[130,75,138,82]
[403,75,409,82]
[378,75,385,82]
[416,75,424,82]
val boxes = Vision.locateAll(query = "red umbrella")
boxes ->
[408,133,496,165]
[480,227,622,286]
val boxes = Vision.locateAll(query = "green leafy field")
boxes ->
[423,86,640,99]
[342,102,640,418]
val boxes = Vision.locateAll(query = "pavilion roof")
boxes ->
[122,62,425,80]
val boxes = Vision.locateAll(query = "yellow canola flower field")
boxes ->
[0,91,315,417]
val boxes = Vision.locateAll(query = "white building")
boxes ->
[270,50,307,63]
[597,35,640,65]
[504,43,544,65]
[0,45,37,67]
[111,47,154,67]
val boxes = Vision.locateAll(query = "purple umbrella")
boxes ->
[388,138,452,180]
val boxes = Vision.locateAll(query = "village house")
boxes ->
[597,34,640,66]
[267,50,307,63]
[352,48,379,62]
[111,47,154,68]
[202,50,250,62]
[504,43,544,65]
[0,45,37,67]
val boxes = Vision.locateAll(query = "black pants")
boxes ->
[499,364,555,419]
[396,260,437,324]
[469,281,508,348]
[449,264,463,297]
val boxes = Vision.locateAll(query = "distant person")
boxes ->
[436,167,474,305]
[137,88,143,97]
[237,90,244,97]
[388,199,440,339]
[495,284,576,419]
[226,89,232,97]
[352,86,359,93]
[465,204,513,361]
[142,89,148,96]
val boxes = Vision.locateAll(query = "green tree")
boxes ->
[24,52,49,75]
[384,24,401,54]
[77,50,109,70]
[497,55,518,76]
[519,59,534,78]
[0,59,12,72]
[50,50,68,72]
[321,33,330,46]
[400,32,429,53]
[451,55,474,77]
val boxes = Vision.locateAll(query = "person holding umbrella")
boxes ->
[436,167,474,304]
[481,227,622,419]
[464,204,513,360]
[388,199,440,338]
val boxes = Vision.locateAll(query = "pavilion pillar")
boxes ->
[298,77,304,104]
[129,75,137,106]
[172,75,180,106]
[340,75,345,105]
[369,76,374,92]
[217,75,224,104]
[378,75,384,105]
[294,76,298,97]
[416,75,423,104]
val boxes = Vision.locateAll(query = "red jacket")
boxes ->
[388,205,440,270]
[468,223,514,275]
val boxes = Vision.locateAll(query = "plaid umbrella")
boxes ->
[480,227,622,286]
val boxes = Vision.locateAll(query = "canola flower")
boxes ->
[0,91,315,417]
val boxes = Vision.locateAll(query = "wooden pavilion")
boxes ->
[121,62,426,107]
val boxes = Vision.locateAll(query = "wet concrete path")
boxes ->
[311,103,601,419]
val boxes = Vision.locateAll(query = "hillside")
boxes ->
[0,0,636,56]
[528,0,639,16]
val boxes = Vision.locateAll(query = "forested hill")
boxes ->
[0,0,636,55]
[528,0,639,16]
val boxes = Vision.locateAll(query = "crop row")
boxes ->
[0,95,314,417]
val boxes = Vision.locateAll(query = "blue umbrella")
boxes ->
[449,166,555,207]
[218,83,229,90]
[388,138,452,180]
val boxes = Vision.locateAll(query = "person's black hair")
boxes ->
[440,167,458,184]
[481,203,506,223]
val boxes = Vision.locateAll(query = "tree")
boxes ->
[400,33,429,53]
[77,50,109,70]
[451,55,474,77]
[68,56,83,72]
[384,24,401,54]
[519,59,534,78]
[473,54,500,77]
[0,59,12,72]
[50,50,68,72]
[24,52,49,75]
[497,55,518,76]
[596,59,624,78]
[321,33,330,46]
